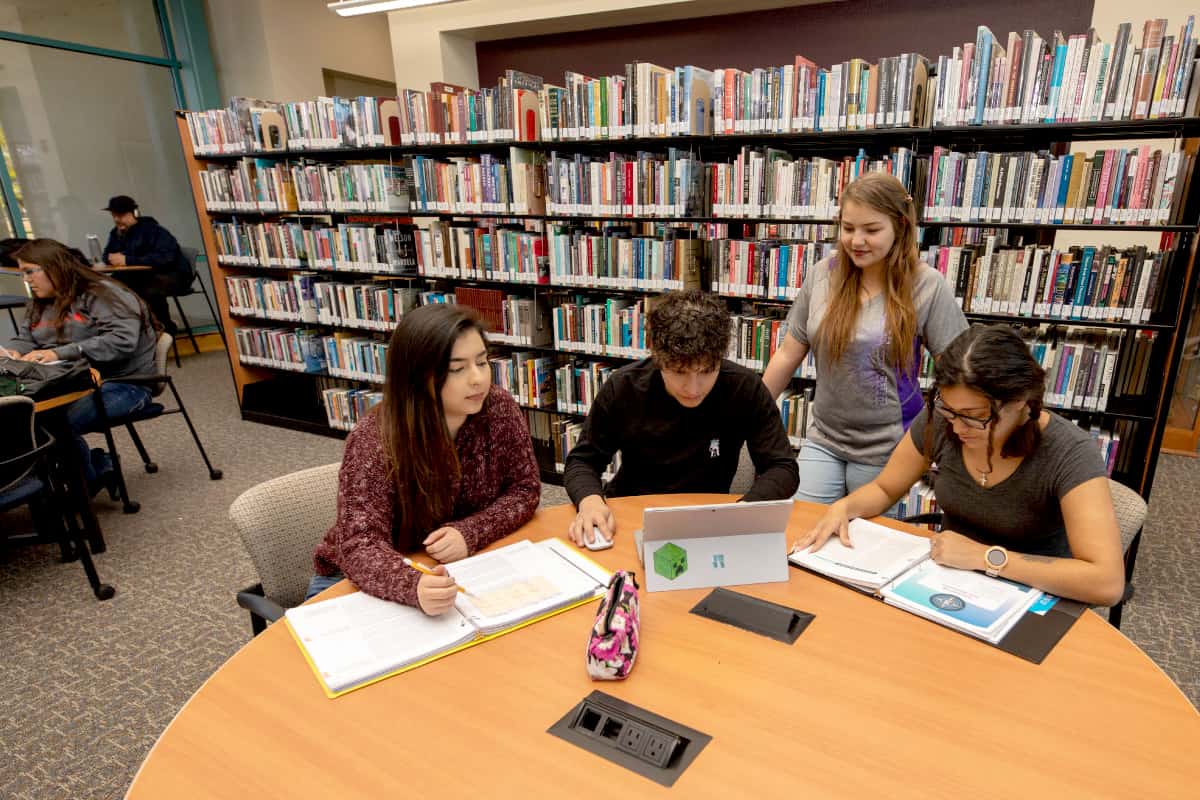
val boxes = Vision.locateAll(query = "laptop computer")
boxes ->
[0,271,29,299]
[635,499,794,592]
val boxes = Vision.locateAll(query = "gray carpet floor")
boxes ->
[1,350,1196,800]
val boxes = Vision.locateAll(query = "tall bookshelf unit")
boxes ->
[175,99,1200,498]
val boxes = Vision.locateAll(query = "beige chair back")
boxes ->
[230,463,341,610]
[1108,478,1147,554]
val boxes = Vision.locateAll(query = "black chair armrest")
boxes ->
[110,373,170,387]
[236,583,286,624]
[901,512,945,526]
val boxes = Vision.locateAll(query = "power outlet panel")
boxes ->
[548,691,711,787]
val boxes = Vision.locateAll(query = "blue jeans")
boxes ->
[305,572,344,600]
[65,381,153,485]
[795,441,898,517]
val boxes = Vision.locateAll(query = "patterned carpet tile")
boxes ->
[1,351,1197,799]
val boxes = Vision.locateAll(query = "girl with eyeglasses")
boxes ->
[762,172,968,510]
[4,238,158,495]
[793,324,1125,607]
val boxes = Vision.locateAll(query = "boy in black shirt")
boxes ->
[565,290,799,546]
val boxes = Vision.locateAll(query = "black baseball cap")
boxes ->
[103,195,138,214]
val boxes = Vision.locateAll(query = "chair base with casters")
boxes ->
[87,332,222,515]
[230,463,342,635]
[901,478,1147,630]
[1,396,115,601]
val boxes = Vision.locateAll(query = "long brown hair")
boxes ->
[924,325,1046,475]
[818,172,920,372]
[377,303,488,551]
[14,238,154,335]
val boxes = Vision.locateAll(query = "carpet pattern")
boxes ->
[1,350,1196,799]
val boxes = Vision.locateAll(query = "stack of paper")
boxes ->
[788,518,930,592]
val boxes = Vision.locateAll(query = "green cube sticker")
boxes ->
[653,542,688,581]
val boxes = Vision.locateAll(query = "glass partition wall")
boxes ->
[0,0,217,332]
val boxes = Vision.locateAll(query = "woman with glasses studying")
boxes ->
[307,304,542,615]
[3,238,158,495]
[793,325,1125,607]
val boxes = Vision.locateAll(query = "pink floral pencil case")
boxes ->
[586,570,640,680]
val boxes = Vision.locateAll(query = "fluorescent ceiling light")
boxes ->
[328,0,461,15]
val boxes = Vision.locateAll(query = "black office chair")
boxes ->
[91,332,222,514]
[0,395,115,600]
[168,246,224,367]
[901,478,1146,630]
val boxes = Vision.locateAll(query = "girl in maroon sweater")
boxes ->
[310,304,542,614]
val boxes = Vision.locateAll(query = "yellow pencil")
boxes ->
[402,557,475,596]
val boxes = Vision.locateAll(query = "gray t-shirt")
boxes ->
[787,258,967,464]
[909,410,1108,556]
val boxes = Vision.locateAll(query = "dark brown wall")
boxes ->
[476,0,1094,87]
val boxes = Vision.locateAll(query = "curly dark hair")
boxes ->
[647,289,731,371]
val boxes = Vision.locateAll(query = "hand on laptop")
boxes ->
[791,500,854,553]
[568,495,615,547]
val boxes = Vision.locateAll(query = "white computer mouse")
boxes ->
[584,527,614,551]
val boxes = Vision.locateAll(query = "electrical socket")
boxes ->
[641,731,679,768]
[617,721,646,754]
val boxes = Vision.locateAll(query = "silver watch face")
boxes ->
[986,548,1006,567]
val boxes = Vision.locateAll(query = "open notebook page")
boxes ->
[285,591,476,693]
[448,539,607,635]
[789,518,931,591]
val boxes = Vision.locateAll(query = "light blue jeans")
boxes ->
[795,441,898,517]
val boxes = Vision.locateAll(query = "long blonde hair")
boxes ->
[818,172,919,372]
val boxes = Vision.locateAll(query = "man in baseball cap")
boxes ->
[102,194,190,334]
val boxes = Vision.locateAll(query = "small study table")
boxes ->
[126,495,1200,798]
[32,368,115,598]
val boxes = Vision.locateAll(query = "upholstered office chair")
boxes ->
[92,332,222,514]
[169,246,224,366]
[902,478,1147,629]
[231,463,341,635]
[0,396,115,600]
[1106,479,1147,630]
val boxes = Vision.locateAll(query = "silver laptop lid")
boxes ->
[642,499,794,541]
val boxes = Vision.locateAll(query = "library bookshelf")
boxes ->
[175,99,1200,496]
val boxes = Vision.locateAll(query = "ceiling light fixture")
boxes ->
[327,0,462,16]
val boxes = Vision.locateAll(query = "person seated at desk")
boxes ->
[4,238,158,494]
[309,304,541,615]
[794,325,1125,606]
[564,289,799,548]
[101,195,191,335]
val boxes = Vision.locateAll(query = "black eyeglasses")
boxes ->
[932,394,995,430]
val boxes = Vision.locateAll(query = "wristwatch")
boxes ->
[984,546,1009,577]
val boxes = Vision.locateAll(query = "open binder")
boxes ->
[788,518,1084,663]
[286,538,610,697]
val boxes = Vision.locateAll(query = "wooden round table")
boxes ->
[127,495,1200,798]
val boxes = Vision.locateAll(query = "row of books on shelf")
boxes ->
[184,15,1199,155]
[920,146,1193,225]
[935,20,1198,128]
[195,145,1194,229]
[198,160,410,213]
[546,418,621,480]
[926,240,1176,323]
[212,220,418,273]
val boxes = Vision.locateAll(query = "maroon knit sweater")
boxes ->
[313,385,541,606]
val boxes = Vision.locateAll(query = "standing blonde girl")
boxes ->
[763,172,967,505]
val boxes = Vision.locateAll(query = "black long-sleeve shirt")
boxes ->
[564,358,799,505]
[103,216,190,280]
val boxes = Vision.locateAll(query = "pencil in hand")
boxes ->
[402,557,476,597]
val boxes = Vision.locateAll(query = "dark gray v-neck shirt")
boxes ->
[908,409,1107,556]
